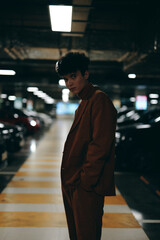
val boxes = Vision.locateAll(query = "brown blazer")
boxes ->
[61,83,117,196]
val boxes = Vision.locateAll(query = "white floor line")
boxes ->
[24,162,60,165]
[12,177,60,181]
[19,169,59,172]
[0,228,149,240]
[2,188,61,194]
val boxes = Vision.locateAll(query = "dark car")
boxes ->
[23,110,53,128]
[117,109,145,126]
[115,113,160,172]
[117,107,160,126]
[0,131,8,170]
[0,121,25,152]
[0,108,40,134]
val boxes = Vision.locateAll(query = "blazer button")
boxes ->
[62,167,65,171]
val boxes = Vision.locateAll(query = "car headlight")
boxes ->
[115,132,121,143]
[29,120,37,127]
[116,132,121,139]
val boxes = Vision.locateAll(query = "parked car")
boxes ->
[117,109,145,126]
[115,112,160,171]
[0,108,40,134]
[23,110,53,128]
[0,131,8,170]
[0,121,25,152]
[117,107,160,126]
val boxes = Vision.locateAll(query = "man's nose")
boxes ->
[68,79,73,86]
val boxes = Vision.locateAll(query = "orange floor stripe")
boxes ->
[21,164,59,169]
[0,212,67,227]
[0,212,140,228]
[0,193,126,205]
[104,195,127,205]
[0,193,63,204]
[7,181,60,188]
[15,172,59,177]
[102,213,141,228]
[26,159,60,162]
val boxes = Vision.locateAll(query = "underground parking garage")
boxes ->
[0,1,160,240]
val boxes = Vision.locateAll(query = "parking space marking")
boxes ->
[21,164,59,169]
[2,188,62,194]
[0,228,149,240]
[0,204,131,213]
[19,168,59,172]
[15,171,59,177]
[7,181,60,188]
[12,176,60,182]
[0,212,140,228]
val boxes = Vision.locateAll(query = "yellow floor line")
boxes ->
[15,172,59,177]
[0,193,124,205]
[21,164,59,169]
[0,193,63,204]
[7,181,60,188]
[26,159,61,162]
[0,212,140,228]
[104,195,127,205]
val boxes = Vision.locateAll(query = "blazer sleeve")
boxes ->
[80,92,117,191]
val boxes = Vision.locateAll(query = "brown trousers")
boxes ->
[62,185,104,240]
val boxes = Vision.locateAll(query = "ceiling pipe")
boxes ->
[11,47,24,60]
[123,53,147,71]
[3,48,17,60]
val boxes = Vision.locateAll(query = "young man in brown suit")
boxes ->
[55,52,117,240]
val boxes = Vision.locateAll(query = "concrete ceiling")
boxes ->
[0,0,160,100]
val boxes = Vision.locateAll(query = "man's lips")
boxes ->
[70,87,76,91]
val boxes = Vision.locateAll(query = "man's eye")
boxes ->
[71,73,76,79]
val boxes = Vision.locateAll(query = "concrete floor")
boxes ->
[0,118,159,240]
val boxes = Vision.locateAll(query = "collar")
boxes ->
[77,82,98,100]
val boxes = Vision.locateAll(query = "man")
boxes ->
[55,52,117,240]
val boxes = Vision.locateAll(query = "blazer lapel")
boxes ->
[69,100,89,134]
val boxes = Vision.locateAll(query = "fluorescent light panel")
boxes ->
[27,87,39,92]
[59,79,66,86]
[149,93,159,99]
[49,5,72,32]
[150,99,158,104]
[8,95,16,101]
[128,73,136,79]
[0,70,16,75]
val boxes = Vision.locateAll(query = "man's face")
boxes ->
[63,70,89,95]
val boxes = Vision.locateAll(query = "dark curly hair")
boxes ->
[55,52,90,77]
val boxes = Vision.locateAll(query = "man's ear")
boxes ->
[84,70,89,80]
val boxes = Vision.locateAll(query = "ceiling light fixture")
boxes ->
[27,87,39,92]
[130,97,136,102]
[1,94,7,98]
[49,5,72,32]
[128,73,136,79]
[150,99,158,104]
[59,79,66,86]
[8,95,16,101]
[0,70,16,75]
[149,93,159,99]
